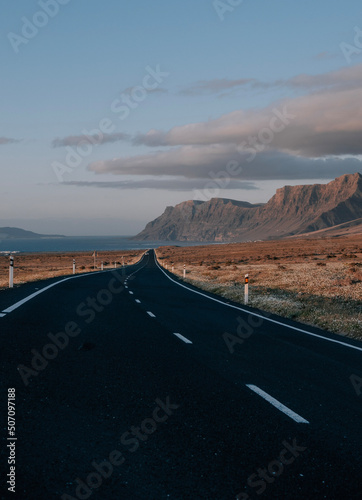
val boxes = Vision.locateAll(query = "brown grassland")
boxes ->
[156,235,362,341]
[0,250,144,290]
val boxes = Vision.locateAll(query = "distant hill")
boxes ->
[0,227,65,239]
[134,173,362,242]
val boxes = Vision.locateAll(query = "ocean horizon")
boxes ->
[0,236,212,253]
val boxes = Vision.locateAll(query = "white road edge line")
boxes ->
[2,252,148,315]
[129,291,133,295]
[154,253,362,354]
[0,313,6,317]
[173,333,193,344]
[246,384,309,424]
[147,311,156,318]
[3,272,100,314]
[135,299,141,304]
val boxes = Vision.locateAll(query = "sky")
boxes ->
[1,0,362,235]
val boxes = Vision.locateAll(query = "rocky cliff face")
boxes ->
[134,173,362,241]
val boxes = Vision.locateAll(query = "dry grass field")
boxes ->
[156,235,362,340]
[0,250,144,290]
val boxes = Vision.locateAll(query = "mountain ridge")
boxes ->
[134,173,362,241]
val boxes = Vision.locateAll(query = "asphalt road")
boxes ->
[1,250,362,499]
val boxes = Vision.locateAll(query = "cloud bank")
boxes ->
[132,90,362,157]
[79,64,362,185]
[62,178,258,191]
[52,132,130,148]
[88,147,361,180]
[178,63,362,96]
[86,65,362,182]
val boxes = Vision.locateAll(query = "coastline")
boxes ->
[0,236,210,254]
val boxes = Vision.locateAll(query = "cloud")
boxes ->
[122,86,168,95]
[280,63,362,91]
[179,63,362,97]
[132,65,362,157]
[88,145,362,181]
[52,132,130,148]
[146,87,168,94]
[62,178,258,191]
[0,137,21,145]
[179,78,256,96]
[86,64,362,184]
[89,144,238,177]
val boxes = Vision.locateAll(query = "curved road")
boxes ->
[1,250,361,499]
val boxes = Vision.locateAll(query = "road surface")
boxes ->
[1,250,361,499]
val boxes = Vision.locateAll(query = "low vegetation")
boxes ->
[0,250,144,289]
[156,235,362,340]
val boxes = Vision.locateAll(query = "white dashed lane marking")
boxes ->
[246,384,309,424]
[173,333,193,344]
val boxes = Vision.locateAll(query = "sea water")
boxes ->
[0,236,209,253]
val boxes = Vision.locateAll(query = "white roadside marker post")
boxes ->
[245,274,249,305]
[73,259,76,275]
[183,264,186,279]
[9,255,14,288]
[101,262,104,271]
[114,261,117,268]
[172,264,174,273]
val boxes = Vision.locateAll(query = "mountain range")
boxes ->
[134,173,362,242]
